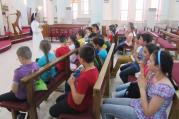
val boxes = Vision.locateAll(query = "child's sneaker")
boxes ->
[17,112,26,119]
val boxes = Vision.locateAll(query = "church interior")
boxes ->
[0,0,179,119]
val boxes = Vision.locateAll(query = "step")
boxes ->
[0,36,9,41]
[0,40,12,53]
[9,32,31,40]
[11,36,32,44]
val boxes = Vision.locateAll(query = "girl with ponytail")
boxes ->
[101,50,177,119]
[37,40,57,84]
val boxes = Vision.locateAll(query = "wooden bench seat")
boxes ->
[0,50,77,119]
[59,44,115,119]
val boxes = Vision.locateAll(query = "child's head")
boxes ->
[76,30,85,39]
[16,46,32,64]
[143,43,158,61]
[40,40,51,63]
[92,37,104,49]
[40,40,51,54]
[139,33,152,45]
[31,12,40,22]
[91,24,99,33]
[79,46,95,65]
[68,35,80,48]
[85,27,92,35]
[58,36,66,44]
[149,50,177,89]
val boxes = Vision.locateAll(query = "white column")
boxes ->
[159,0,169,21]
[128,0,136,22]
[112,0,120,21]
[103,0,112,25]
[90,0,103,24]
[0,4,5,35]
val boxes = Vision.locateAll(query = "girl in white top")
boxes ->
[67,35,80,71]
[31,12,43,60]
[114,22,136,53]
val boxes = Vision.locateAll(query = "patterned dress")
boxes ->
[130,74,175,119]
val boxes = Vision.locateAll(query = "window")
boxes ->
[81,0,89,14]
[120,0,128,21]
[71,3,78,19]
[151,0,160,8]
[135,0,144,21]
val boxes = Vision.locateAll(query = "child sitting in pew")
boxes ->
[119,33,152,83]
[101,50,177,119]
[37,40,57,84]
[55,37,70,72]
[67,35,80,70]
[114,22,136,54]
[114,43,158,98]
[93,37,108,62]
[76,30,85,47]
[49,45,99,118]
[84,27,93,43]
[0,46,39,118]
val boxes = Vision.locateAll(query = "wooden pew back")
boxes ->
[169,62,179,119]
[4,50,77,119]
[59,44,115,119]
[93,43,115,119]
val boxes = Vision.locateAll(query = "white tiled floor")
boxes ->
[0,40,62,119]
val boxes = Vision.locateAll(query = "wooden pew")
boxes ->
[160,30,179,58]
[59,43,115,119]
[0,50,77,119]
[148,31,177,55]
[169,62,179,119]
[41,24,87,41]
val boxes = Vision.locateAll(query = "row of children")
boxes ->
[0,23,112,118]
[101,22,178,119]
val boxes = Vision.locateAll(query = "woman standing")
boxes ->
[31,12,44,59]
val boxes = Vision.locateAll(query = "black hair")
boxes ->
[92,24,99,31]
[31,13,37,23]
[30,13,37,35]
[40,40,51,63]
[77,30,85,38]
[145,43,158,55]
[58,35,66,43]
[79,46,95,63]
[154,50,178,90]
[93,37,104,47]
[89,32,98,38]
[140,33,152,44]
[128,22,135,31]
[136,34,141,40]
[86,27,92,32]
[69,35,80,49]
[16,46,32,59]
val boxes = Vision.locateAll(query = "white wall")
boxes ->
[0,5,4,35]
[168,0,179,21]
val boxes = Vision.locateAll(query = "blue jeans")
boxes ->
[101,98,138,119]
[120,62,140,83]
[115,82,131,97]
